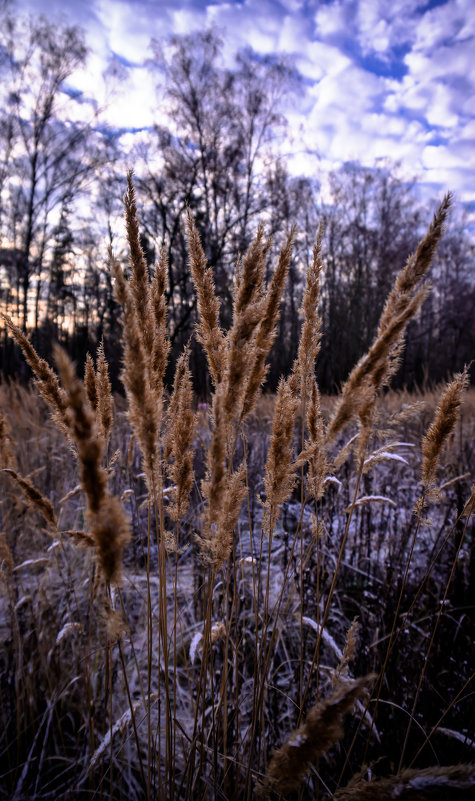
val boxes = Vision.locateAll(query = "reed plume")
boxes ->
[96,341,114,447]
[198,384,247,567]
[333,617,359,688]
[242,227,295,419]
[187,215,296,564]
[328,195,452,441]
[110,250,161,494]
[421,368,469,490]
[0,411,16,469]
[299,379,328,504]
[223,223,269,423]
[1,313,69,435]
[334,763,475,800]
[150,245,170,391]
[186,207,227,387]
[0,531,14,574]
[293,220,324,402]
[111,175,170,493]
[211,464,247,567]
[2,468,57,529]
[84,352,98,412]
[55,346,129,583]
[328,285,428,441]
[378,193,452,338]
[263,376,299,531]
[165,347,196,522]
[257,676,373,797]
[125,170,154,358]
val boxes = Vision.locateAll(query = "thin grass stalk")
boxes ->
[356,504,425,769]
[340,496,474,785]
[245,496,311,796]
[154,495,173,798]
[393,371,468,767]
[291,224,324,718]
[299,463,366,725]
[220,555,232,791]
[172,530,179,801]
[146,504,153,799]
[409,672,475,768]
[185,565,217,798]
[398,508,474,770]
[117,587,150,784]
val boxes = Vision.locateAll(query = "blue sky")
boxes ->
[16,0,475,223]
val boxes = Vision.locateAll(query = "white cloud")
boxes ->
[422,144,468,170]
[96,0,160,62]
[9,0,475,224]
[277,13,309,53]
[172,7,206,34]
[206,0,282,55]
[414,0,471,50]
[314,2,347,38]
[299,39,351,81]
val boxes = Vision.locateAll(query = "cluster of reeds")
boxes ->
[0,175,474,800]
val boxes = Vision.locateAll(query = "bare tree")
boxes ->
[0,9,97,332]
[131,30,300,389]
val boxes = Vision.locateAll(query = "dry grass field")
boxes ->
[0,178,474,800]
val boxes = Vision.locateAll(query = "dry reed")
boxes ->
[263,376,300,531]
[96,341,114,447]
[241,227,295,419]
[421,368,469,490]
[334,763,475,800]
[0,410,16,468]
[85,352,98,412]
[257,676,373,797]
[186,207,227,387]
[327,195,452,442]
[111,250,162,494]
[1,312,69,435]
[55,346,129,582]
[165,346,196,522]
[293,220,324,402]
[2,468,57,529]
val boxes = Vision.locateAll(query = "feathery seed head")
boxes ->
[257,676,373,797]
[422,368,469,489]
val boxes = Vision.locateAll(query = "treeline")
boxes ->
[0,8,473,393]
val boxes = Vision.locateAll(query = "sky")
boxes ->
[14,0,475,224]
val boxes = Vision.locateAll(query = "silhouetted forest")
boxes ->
[1,10,474,393]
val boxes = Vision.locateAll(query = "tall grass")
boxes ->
[0,176,474,800]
